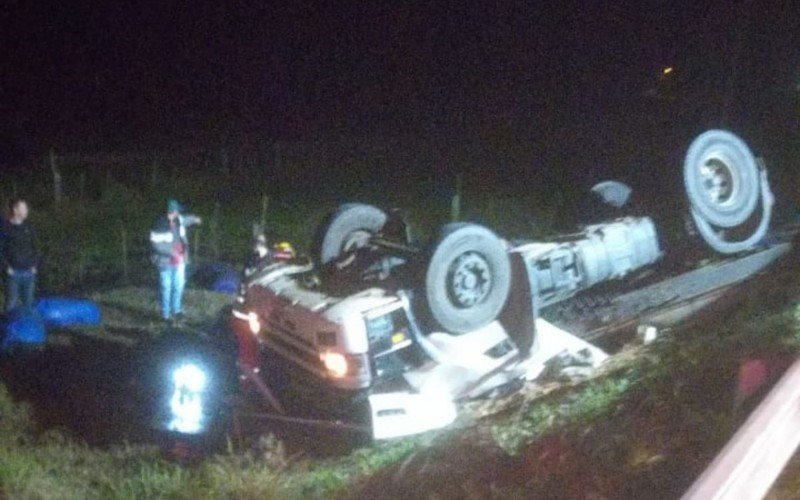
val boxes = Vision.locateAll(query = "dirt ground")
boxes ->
[0,288,234,447]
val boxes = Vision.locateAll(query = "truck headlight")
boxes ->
[319,352,369,379]
[167,362,209,434]
[320,351,348,378]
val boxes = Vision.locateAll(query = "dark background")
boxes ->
[0,0,798,201]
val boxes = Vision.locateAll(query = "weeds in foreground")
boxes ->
[0,374,431,499]
[491,375,634,454]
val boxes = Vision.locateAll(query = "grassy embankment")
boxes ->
[0,269,799,498]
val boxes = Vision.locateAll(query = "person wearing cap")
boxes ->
[150,199,201,322]
[272,241,295,262]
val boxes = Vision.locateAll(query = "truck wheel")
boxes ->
[684,129,760,228]
[425,223,511,334]
[318,204,388,265]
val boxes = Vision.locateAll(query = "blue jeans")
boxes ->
[159,264,186,319]
[6,269,36,312]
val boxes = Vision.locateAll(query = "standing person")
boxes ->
[243,234,272,278]
[1,198,40,312]
[150,199,201,323]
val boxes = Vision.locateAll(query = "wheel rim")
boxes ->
[335,230,371,268]
[700,156,738,207]
[683,130,759,229]
[342,230,371,252]
[446,251,492,308]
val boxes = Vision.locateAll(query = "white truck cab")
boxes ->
[235,263,419,392]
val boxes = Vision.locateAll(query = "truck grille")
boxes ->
[263,321,323,373]
[364,309,415,379]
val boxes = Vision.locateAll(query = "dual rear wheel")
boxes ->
[317,204,511,334]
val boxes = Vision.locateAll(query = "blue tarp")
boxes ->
[211,270,240,294]
[35,297,102,327]
[2,308,46,349]
[193,263,240,295]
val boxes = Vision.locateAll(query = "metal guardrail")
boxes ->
[683,356,800,499]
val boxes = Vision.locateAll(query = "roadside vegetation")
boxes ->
[351,288,800,499]
[3,131,576,297]
[0,382,423,499]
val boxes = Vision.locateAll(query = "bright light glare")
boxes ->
[169,391,204,434]
[320,351,348,378]
[248,312,261,334]
[167,363,208,434]
[663,66,674,75]
[172,363,207,393]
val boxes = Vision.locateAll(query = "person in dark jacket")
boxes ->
[243,234,273,278]
[1,198,41,312]
[150,199,201,322]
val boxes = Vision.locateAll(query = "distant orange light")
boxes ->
[663,67,674,75]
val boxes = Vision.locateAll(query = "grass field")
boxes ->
[4,147,568,296]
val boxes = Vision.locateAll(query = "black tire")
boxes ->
[425,223,511,334]
[684,129,759,228]
[318,204,388,265]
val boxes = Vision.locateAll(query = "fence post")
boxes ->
[150,160,159,189]
[78,171,86,201]
[49,149,62,209]
[209,202,221,260]
[273,142,282,171]
[77,247,87,285]
[104,169,113,198]
[120,222,129,284]
[260,194,269,232]
[450,173,463,222]
[193,226,202,263]
[221,148,230,177]
[170,164,178,190]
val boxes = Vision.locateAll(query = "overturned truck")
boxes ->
[158,130,789,441]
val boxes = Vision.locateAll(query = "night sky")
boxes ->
[2,1,798,159]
